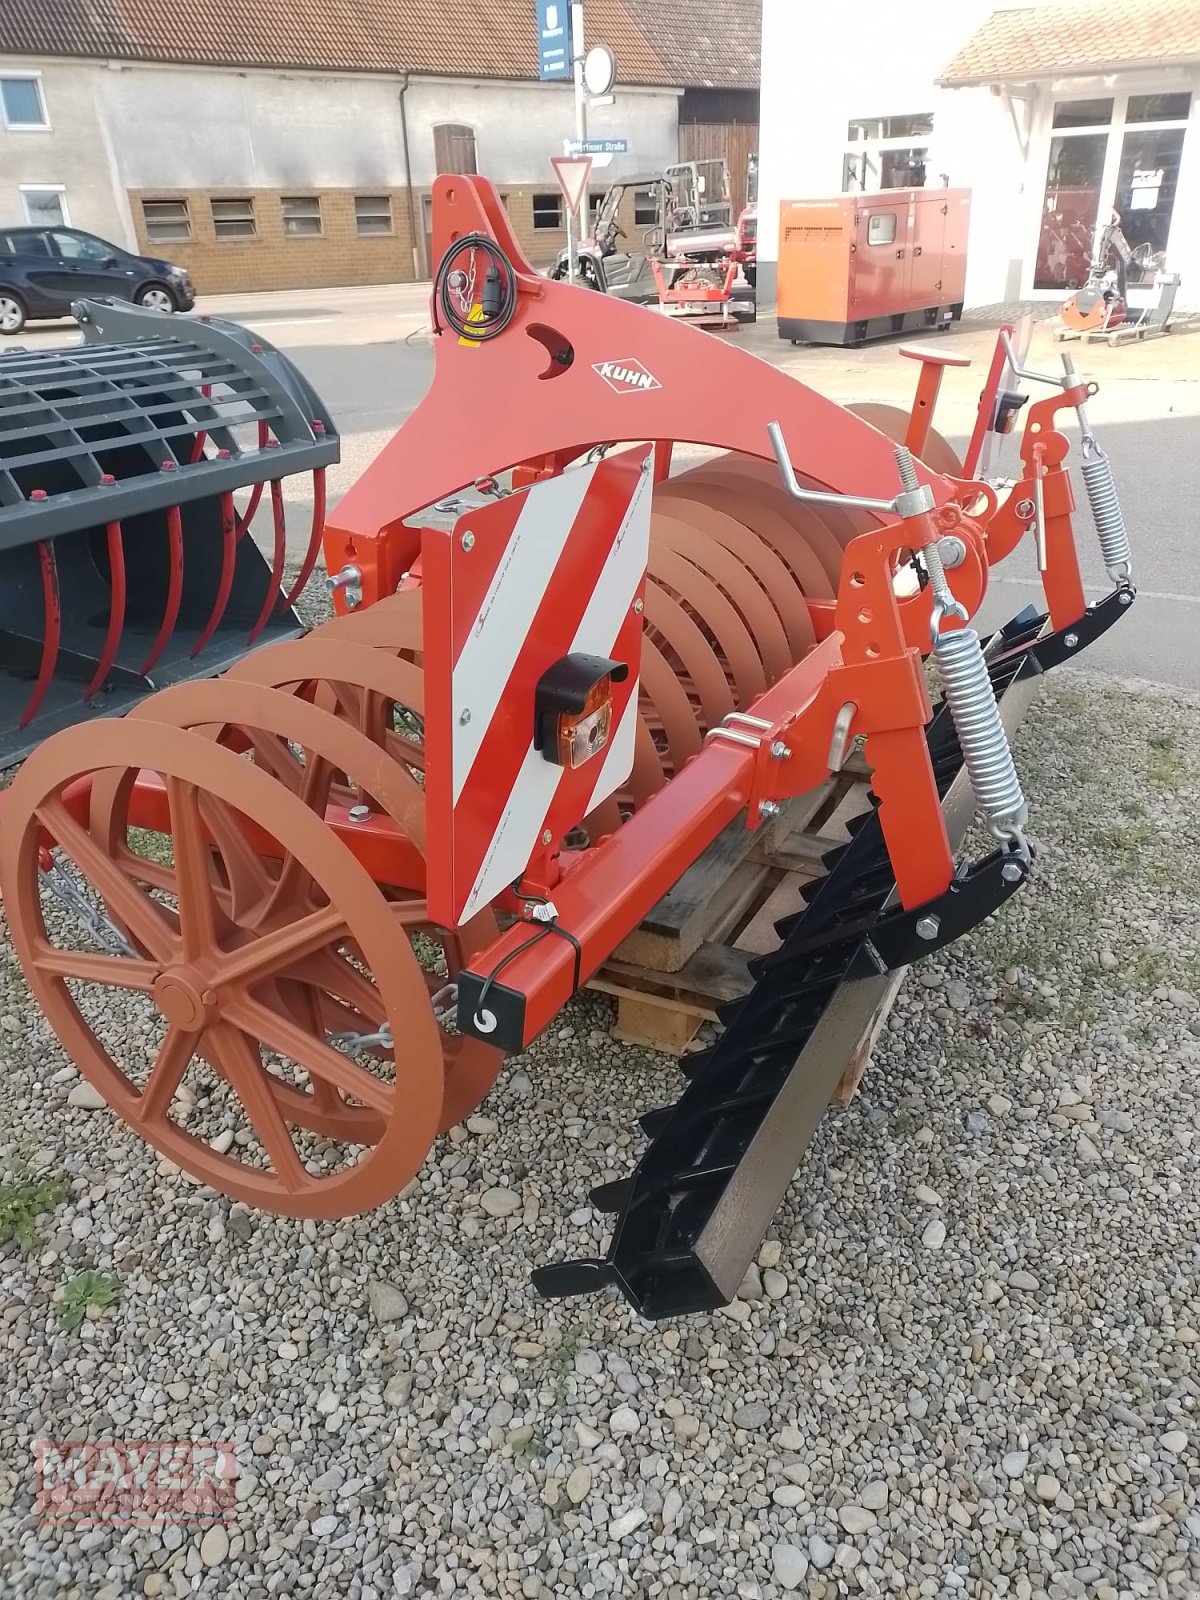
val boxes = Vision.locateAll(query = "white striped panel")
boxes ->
[462,743,564,919]
[451,462,598,804]
[459,453,653,918]
[583,685,639,817]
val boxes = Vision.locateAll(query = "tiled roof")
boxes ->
[940,0,1200,84]
[622,0,761,90]
[1,0,700,86]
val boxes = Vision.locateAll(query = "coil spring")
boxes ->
[934,626,1027,839]
[1080,438,1132,582]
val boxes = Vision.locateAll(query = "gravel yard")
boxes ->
[1,666,1198,1600]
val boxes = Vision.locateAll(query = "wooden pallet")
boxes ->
[587,750,903,1106]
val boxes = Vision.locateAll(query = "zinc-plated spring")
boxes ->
[1079,436,1132,582]
[934,626,1028,839]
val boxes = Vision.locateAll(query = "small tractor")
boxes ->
[0,177,1136,1319]
[1059,208,1180,340]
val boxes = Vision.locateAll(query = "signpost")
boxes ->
[567,139,628,155]
[536,0,571,80]
[543,1,621,284]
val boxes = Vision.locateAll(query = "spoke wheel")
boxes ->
[1,721,444,1217]
[97,666,504,1133]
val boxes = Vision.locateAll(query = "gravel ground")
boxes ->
[1,665,1198,1600]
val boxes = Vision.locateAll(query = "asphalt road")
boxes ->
[21,281,1200,689]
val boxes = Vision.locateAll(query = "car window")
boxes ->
[51,231,112,263]
[6,232,51,258]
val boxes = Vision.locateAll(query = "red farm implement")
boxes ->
[0,179,1135,1318]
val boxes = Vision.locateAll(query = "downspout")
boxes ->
[399,74,421,279]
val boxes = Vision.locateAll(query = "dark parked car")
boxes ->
[0,226,195,334]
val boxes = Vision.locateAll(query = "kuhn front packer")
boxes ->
[0,179,1135,1318]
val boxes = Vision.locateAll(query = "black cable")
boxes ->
[474,886,584,1022]
[432,232,518,342]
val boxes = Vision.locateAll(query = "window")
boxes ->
[847,113,932,141]
[211,198,256,240]
[51,231,110,262]
[588,192,605,225]
[1,75,48,129]
[142,199,191,243]
[532,192,563,229]
[355,195,393,235]
[634,188,658,226]
[1052,99,1113,129]
[281,195,322,238]
[0,231,51,257]
[843,113,932,193]
[20,187,68,227]
[1127,93,1192,125]
[866,212,897,246]
[433,124,477,175]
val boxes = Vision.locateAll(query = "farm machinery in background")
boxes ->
[0,177,1137,1319]
[734,152,758,288]
[551,160,754,325]
[1058,208,1181,343]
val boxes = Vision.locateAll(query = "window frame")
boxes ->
[141,198,192,244]
[211,197,257,241]
[1,73,50,131]
[19,184,69,227]
[531,192,564,230]
[354,194,394,236]
[281,194,323,239]
[865,211,898,246]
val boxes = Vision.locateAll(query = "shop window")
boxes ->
[433,124,477,175]
[282,196,322,238]
[1114,126,1186,269]
[1127,93,1192,125]
[142,199,191,243]
[1052,99,1113,129]
[212,198,256,240]
[532,193,562,229]
[355,195,393,235]
[1,76,48,129]
[866,212,897,246]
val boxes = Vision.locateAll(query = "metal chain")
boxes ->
[39,854,138,958]
[327,984,458,1053]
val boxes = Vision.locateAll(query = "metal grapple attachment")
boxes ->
[0,298,338,766]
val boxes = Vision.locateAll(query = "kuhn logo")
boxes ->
[592,359,661,395]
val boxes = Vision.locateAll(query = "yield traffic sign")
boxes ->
[550,154,593,218]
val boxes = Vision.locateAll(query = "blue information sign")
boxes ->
[537,0,572,80]
[567,139,628,155]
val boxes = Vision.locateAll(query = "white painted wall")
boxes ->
[759,0,1200,313]
[1,56,679,249]
[758,0,1033,308]
[0,56,129,238]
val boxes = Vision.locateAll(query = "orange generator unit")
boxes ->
[778,188,970,347]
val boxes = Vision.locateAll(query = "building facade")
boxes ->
[2,0,748,292]
[758,0,1200,311]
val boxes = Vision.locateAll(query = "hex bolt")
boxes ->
[348,804,371,823]
[769,740,792,760]
[1001,860,1025,884]
[936,536,968,571]
[633,598,644,614]
[459,709,472,725]
[1118,589,1133,606]
[1064,632,1079,649]
[542,829,553,845]
[758,800,782,820]
[916,915,940,941]
[461,531,475,551]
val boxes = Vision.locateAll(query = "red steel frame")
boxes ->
[18,177,1098,1058]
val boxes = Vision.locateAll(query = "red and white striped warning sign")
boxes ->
[422,448,652,927]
